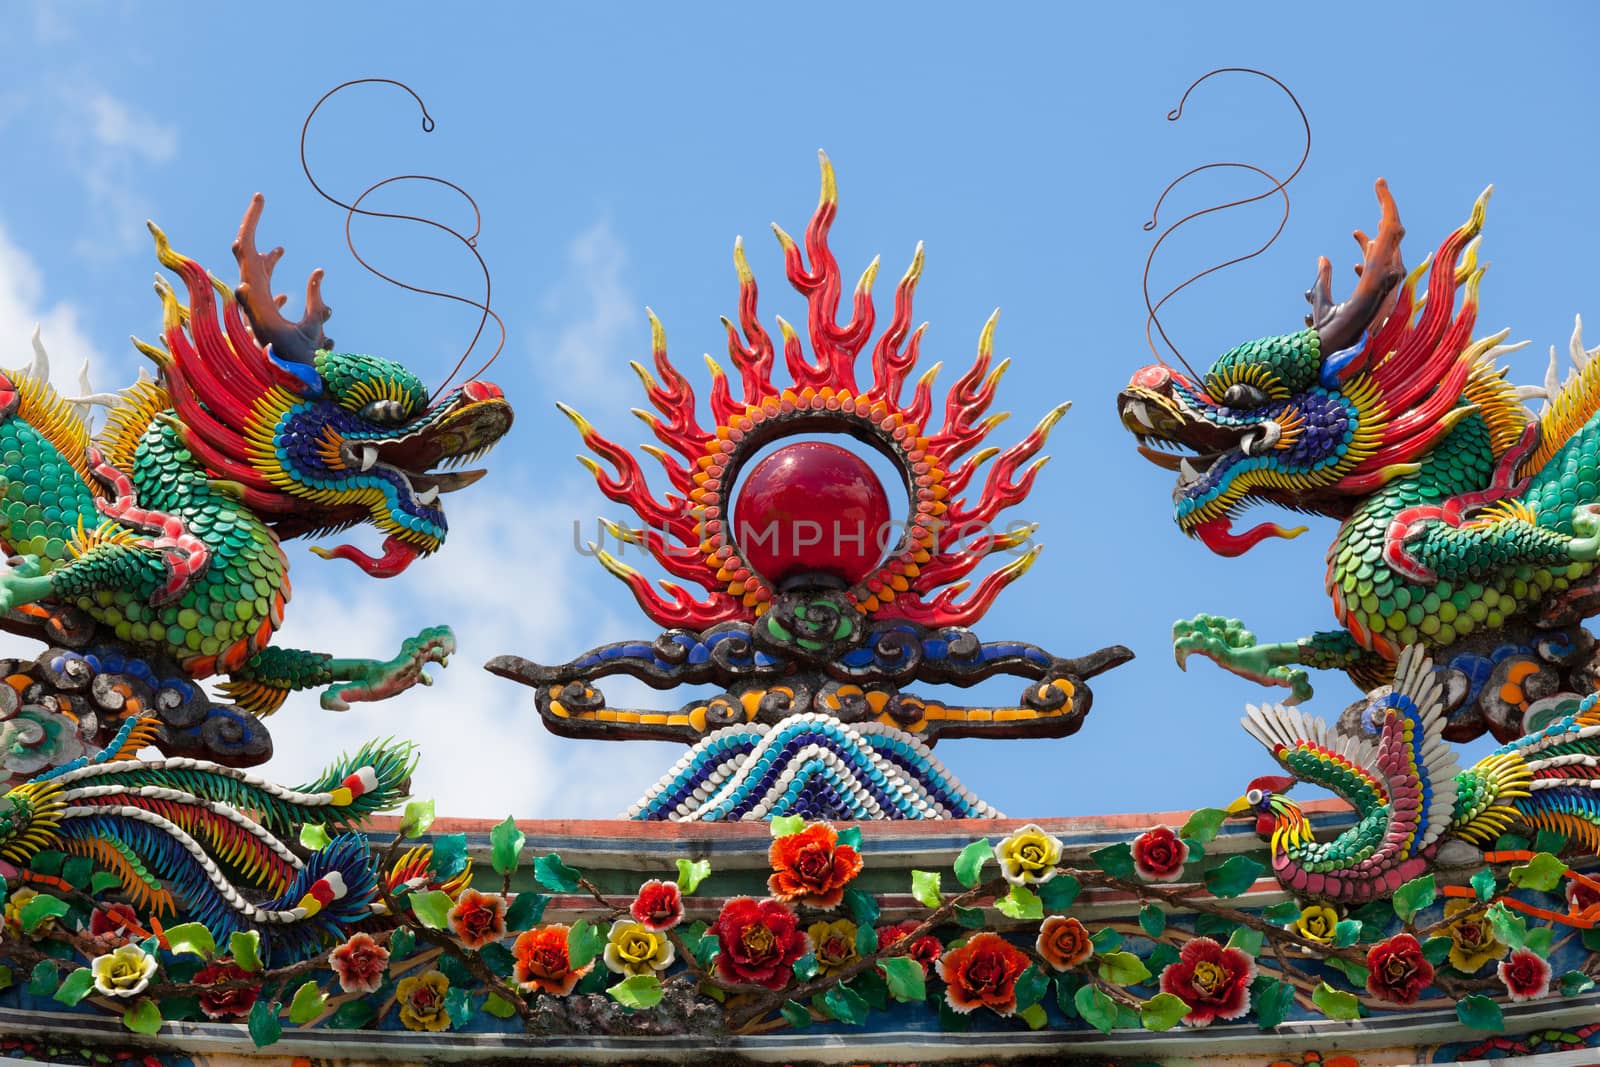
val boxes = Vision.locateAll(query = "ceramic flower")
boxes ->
[395,970,452,1032]
[807,919,860,977]
[330,932,390,994]
[1131,826,1189,882]
[1158,937,1255,1027]
[1036,915,1093,971]
[630,879,685,932]
[513,925,591,996]
[1293,904,1339,945]
[603,919,675,977]
[711,897,809,989]
[877,920,942,977]
[1567,876,1600,923]
[1442,899,1503,973]
[1499,949,1552,1002]
[768,822,864,908]
[936,932,1031,1016]
[995,824,1062,886]
[3,888,51,939]
[90,942,157,998]
[194,961,258,1020]
[88,903,144,947]
[1365,933,1434,1004]
[447,888,507,951]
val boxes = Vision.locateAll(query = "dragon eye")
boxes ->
[1220,383,1270,409]
[1246,789,1264,806]
[360,399,408,425]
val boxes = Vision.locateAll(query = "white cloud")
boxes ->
[44,88,179,258]
[0,222,114,395]
[529,220,641,403]
[260,484,679,820]
[82,92,178,164]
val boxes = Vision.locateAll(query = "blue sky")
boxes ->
[3,2,1599,819]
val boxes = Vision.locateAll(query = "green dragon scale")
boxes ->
[1120,180,1600,741]
[0,195,511,725]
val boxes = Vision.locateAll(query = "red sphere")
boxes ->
[733,440,893,588]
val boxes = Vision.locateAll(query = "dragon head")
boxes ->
[133,195,513,577]
[1227,773,1311,856]
[1120,180,1510,556]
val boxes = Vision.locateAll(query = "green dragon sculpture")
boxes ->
[0,195,511,736]
[1120,181,1600,742]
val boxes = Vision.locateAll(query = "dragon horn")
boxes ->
[1305,178,1407,362]
[231,193,333,367]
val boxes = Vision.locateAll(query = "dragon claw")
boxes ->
[1570,504,1600,562]
[320,625,458,710]
[1171,612,1313,702]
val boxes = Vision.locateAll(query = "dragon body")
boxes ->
[1230,646,1600,903]
[1120,181,1600,740]
[0,196,511,721]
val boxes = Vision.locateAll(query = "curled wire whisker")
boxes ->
[1142,68,1311,377]
[299,78,504,403]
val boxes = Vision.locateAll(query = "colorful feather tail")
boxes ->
[1462,697,1600,850]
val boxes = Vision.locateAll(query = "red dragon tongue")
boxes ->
[1193,516,1308,557]
[310,535,422,578]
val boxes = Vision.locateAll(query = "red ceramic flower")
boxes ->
[768,822,864,908]
[631,879,685,932]
[1158,937,1255,1027]
[711,897,809,989]
[88,904,144,945]
[513,924,592,996]
[877,920,942,977]
[936,932,1031,1016]
[1498,949,1552,1002]
[1132,826,1190,883]
[329,932,390,995]
[193,961,259,1020]
[1567,877,1600,921]
[1366,933,1434,1004]
[1036,915,1093,971]
[448,888,507,951]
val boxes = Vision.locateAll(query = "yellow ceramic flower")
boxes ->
[395,970,452,1032]
[4,888,39,937]
[807,919,860,977]
[996,824,1063,886]
[1443,899,1504,973]
[90,943,157,998]
[1293,904,1339,944]
[603,919,675,977]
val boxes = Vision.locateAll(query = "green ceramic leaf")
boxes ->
[122,998,162,1036]
[1456,993,1504,1032]
[1471,868,1498,901]
[1533,829,1568,855]
[490,816,527,877]
[400,798,435,838]
[1393,874,1437,923]
[504,891,549,932]
[1074,983,1117,1033]
[1486,902,1528,950]
[328,999,377,1029]
[855,923,878,957]
[248,998,282,1048]
[288,981,327,1025]
[770,815,805,838]
[26,961,58,997]
[482,994,518,1019]
[0,966,15,993]
[28,851,63,876]
[844,887,880,927]
[1091,842,1136,879]
[837,826,862,849]
[1018,1002,1049,1030]
[409,889,454,930]
[1090,927,1123,954]
[389,926,417,960]
[90,872,123,897]
[822,984,869,1026]
[1524,926,1553,958]
[229,931,262,973]
[1264,900,1302,923]
[1139,904,1166,938]
[1097,951,1152,985]
[1312,981,1361,1020]
[52,967,95,1007]
[567,919,606,969]
[299,823,331,850]
[955,904,985,928]
[1509,852,1568,892]
[19,894,68,933]
[1204,855,1265,899]
[881,956,926,1002]
[61,856,92,890]
[954,839,993,888]
[1332,919,1362,948]
[533,852,582,892]
[1253,977,1294,1029]
[429,834,470,880]
[1421,936,1453,966]
[792,952,820,981]
[1325,956,1370,987]
[676,858,712,894]
[780,1000,813,1029]
[1560,970,1595,997]
[1180,807,1229,844]
[1140,991,1190,1031]
[910,869,942,908]
[996,884,1043,920]
[607,974,664,1009]
[1013,965,1050,1012]
[1038,874,1081,911]
[164,922,216,960]
[1225,927,1264,957]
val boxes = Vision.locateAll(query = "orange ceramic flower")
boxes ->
[513,924,591,996]
[448,888,507,950]
[1036,915,1093,971]
[768,822,864,908]
[936,932,1030,1016]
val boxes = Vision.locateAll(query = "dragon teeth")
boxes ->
[416,485,441,506]
[361,445,379,472]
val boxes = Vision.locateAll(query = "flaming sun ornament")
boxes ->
[491,153,1130,821]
